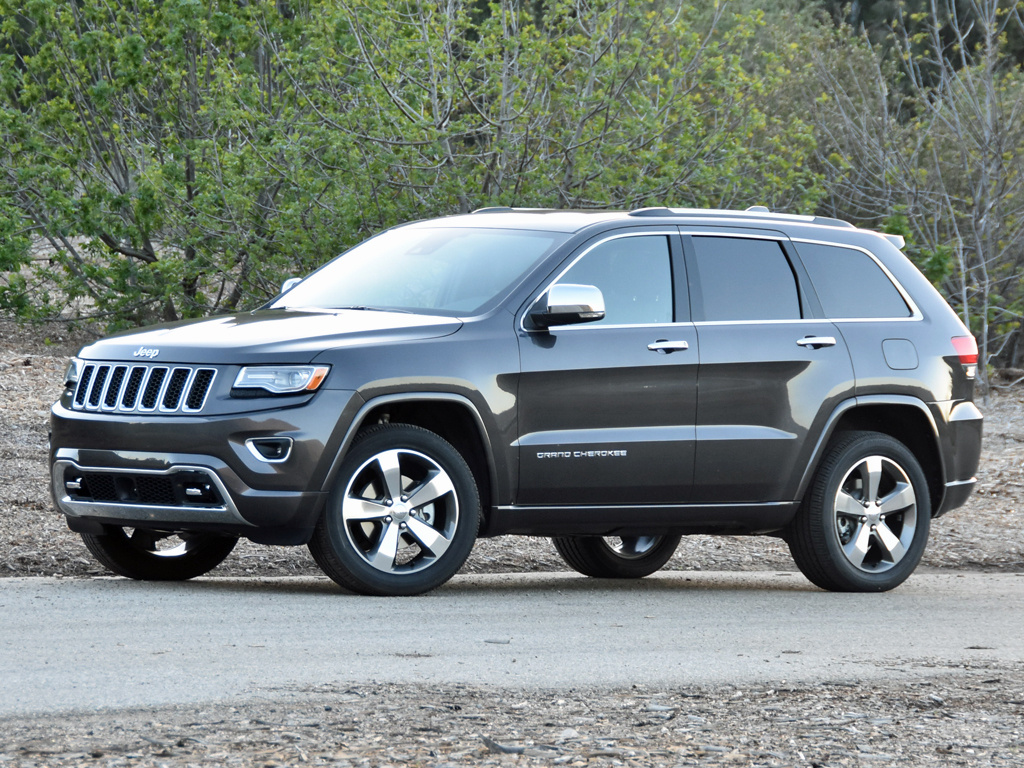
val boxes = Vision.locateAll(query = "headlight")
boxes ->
[233,365,330,394]
[63,358,84,388]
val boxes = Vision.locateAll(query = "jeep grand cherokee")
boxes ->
[50,207,983,595]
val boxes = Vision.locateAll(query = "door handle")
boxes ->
[796,336,837,349]
[648,340,690,353]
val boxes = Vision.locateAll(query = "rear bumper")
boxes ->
[934,399,983,517]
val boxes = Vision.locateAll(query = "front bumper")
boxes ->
[49,389,363,542]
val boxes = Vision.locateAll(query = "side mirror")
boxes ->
[529,283,606,329]
[280,277,302,294]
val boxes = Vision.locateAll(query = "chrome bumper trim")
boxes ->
[52,459,252,527]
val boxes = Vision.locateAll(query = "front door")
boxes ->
[516,230,698,505]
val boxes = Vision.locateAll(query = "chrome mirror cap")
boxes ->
[530,283,606,329]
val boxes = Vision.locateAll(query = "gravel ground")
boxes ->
[3,319,1022,579]
[2,675,1023,767]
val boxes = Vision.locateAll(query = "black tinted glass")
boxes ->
[692,237,800,321]
[797,242,911,318]
[557,236,673,325]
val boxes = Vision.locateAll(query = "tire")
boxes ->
[81,527,237,581]
[787,431,931,592]
[308,424,480,596]
[551,534,681,579]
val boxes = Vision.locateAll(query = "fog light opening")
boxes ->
[246,437,294,463]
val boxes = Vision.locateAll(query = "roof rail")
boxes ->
[471,206,515,214]
[627,206,861,230]
[627,207,675,217]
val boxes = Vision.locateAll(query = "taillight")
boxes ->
[951,335,978,379]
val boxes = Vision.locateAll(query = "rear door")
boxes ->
[516,229,698,505]
[683,230,856,503]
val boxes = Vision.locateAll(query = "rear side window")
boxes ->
[796,242,911,319]
[556,235,673,325]
[690,236,801,321]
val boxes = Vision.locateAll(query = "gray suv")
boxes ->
[50,207,983,595]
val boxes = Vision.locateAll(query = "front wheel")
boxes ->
[81,527,237,580]
[552,534,681,578]
[787,431,930,592]
[308,424,480,596]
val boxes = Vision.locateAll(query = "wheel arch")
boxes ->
[797,395,946,516]
[323,393,499,527]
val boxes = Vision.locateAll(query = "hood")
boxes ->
[77,309,463,365]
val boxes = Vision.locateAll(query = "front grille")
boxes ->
[68,468,224,508]
[72,363,217,414]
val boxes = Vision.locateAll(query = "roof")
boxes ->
[407,206,905,248]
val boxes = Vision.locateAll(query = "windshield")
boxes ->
[271,226,568,316]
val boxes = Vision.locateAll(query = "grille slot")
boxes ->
[161,368,191,411]
[103,366,128,409]
[121,367,146,409]
[140,367,168,410]
[69,363,217,415]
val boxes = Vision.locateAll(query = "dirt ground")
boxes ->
[2,674,1023,767]
[2,319,1021,580]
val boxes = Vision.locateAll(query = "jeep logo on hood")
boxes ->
[133,346,159,359]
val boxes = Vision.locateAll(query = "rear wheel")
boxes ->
[81,527,237,580]
[308,424,480,596]
[552,534,681,578]
[788,431,930,592]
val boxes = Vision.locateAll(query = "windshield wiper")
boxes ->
[331,305,414,314]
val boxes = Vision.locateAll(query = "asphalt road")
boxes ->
[1,571,1022,717]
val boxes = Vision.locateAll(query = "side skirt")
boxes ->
[482,502,799,538]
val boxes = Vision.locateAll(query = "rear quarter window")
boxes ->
[796,242,911,319]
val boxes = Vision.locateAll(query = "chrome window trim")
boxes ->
[520,229,679,334]
[692,318,841,327]
[547,320,696,332]
[789,237,923,321]
[679,230,786,240]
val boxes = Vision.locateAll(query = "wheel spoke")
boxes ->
[879,482,915,516]
[343,497,390,522]
[835,490,864,519]
[862,456,884,503]
[368,521,402,571]
[874,521,907,564]
[842,522,872,569]
[405,470,454,509]
[374,450,405,502]
[405,517,451,558]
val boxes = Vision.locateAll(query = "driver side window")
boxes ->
[556,236,673,326]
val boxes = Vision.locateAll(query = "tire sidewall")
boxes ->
[814,434,931,591]
[318,425,480,595]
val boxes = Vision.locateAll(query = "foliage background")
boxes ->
[1,0,1023,380]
